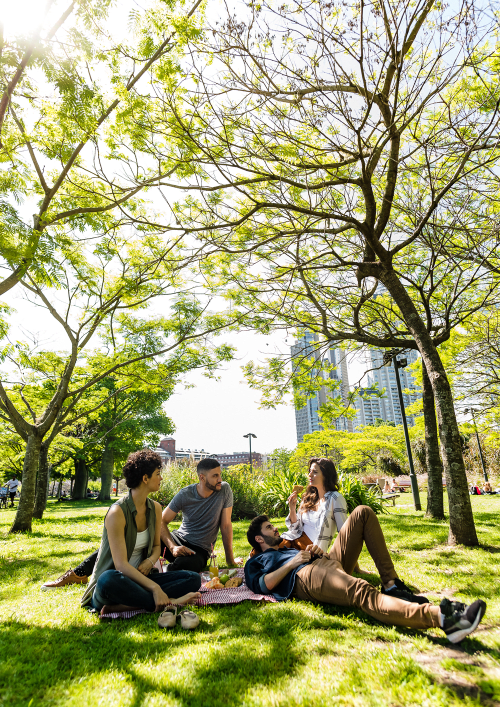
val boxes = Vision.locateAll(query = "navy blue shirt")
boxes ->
[244,548,309,601]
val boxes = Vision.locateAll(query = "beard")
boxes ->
[261,531,282,547]
[205,480,222,492]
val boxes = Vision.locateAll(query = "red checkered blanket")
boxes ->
[98,569,275,620]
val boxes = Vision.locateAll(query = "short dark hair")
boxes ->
[122,449,162,489]
[247,515,269,553]
[197,458,221,475]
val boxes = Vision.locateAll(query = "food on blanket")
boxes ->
[205,577,224,589]
[292,485,304,494]
[228,569,238,578]
[225,577,243,588]
[219,574,230,585]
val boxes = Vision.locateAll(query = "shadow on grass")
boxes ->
[1,601,497,707]
[0,606,306,707]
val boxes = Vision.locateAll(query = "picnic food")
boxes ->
[225,576,243,588]
[292,485,304,493]
[220,574,230,585]
[205,577,224,590]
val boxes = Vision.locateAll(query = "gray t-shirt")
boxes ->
[168,482,233,552]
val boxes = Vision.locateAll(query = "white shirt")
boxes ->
[6,479,20,492]
[301,503,325,544]
[129,528,150,569]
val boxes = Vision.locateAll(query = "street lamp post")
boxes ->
[243,433,257,477]
[386,353,422,511]
[464,408,488,482]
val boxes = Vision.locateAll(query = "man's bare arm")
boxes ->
[220,506,237,565]
[160,506,195,556]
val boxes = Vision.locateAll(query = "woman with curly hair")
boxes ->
[81,449,201,614]
[281,457,349,554]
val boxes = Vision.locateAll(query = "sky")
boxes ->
[1,0,372,455]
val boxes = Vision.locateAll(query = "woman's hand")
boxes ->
[287,489,299,508]
[152,586,171,612]
[137,558,154,576]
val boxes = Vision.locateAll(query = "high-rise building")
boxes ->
[291,332,353,443]
[354,349,422,427]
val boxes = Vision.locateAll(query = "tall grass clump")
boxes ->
[151,462,198,507]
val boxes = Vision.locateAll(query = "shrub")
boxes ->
[338,472,387,515]
[260,466,308,516]
[221,464,264,519]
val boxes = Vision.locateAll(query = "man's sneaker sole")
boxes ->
[446,600,486,643]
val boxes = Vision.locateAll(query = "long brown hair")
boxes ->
[299,457,339,512]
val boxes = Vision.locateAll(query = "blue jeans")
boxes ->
[91,569,201,611]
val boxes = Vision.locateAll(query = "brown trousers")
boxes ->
[293,505,440,629]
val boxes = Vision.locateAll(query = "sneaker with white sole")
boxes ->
[441,597,486,643]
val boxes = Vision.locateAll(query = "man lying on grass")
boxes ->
[245,508,486,644]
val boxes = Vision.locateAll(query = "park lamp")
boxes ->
[382,349,421,511]
[243,433,257,477]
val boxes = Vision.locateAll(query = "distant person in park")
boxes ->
[383,479,391,494]
[281,458,348,552]
[245,511,487,644]
[470,483,482,495]
[80,449,201,614]
[482,481,499,495]
[160,457,243,572]
[42,457,241,588]
[390,478,400,492]
[4,475,20,507]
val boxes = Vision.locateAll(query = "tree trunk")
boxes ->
[33,442,51,519]
[98,441,114,501]
[10,433,43,533]
[380,268,477,545]
[72,458,89,500]
[422,361,445,520]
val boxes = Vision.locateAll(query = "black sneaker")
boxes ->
[381,578,430,605]
[441,598,486,643]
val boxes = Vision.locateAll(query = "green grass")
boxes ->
[1,494,500,706]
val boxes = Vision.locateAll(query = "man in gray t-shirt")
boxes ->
[161,458,242,573]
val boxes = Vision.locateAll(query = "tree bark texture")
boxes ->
[10,433,43,533]
[33,442,51,519]
[72,458,89,500]
[379,268,478,545]
[422,361,445,520]
[98,441,114,501]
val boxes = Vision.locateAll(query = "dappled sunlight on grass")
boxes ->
[0,495,499,705]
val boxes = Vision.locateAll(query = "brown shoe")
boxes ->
[41,569,88,590]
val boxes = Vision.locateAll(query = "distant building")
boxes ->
[354,349,422,427]
[291,332,353,444]
[154,437,212,464]
[214,452,263,468]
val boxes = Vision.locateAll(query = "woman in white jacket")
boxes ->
[282,457,348,553]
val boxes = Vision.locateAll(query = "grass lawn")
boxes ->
[1,494,500,706]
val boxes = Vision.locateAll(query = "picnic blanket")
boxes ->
[99,569,276,620]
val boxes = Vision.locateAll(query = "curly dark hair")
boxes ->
[122,449,163,489]
[299,457,339,512]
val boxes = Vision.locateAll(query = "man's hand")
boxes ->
[289,550,312,568]
[171,545,195,557]
[152,586,171,612]
[305,544,324,557]
[137,559,154,576]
